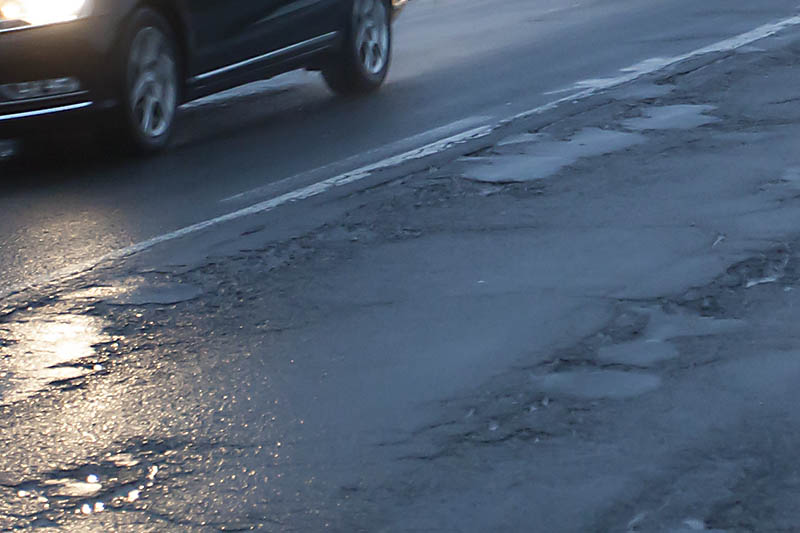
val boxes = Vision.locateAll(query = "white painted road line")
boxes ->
[544,15,799,97]
[221,115,495,204]
[3,13,800,302]
[516,15,800,121]
[0,124,495,302]
[118,123,495,255]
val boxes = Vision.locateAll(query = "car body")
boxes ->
[0,0,406,151]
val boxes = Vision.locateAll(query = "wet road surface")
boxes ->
[1,0,799,298]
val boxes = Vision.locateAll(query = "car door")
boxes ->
[183,0,335,80]
[258,0,340,49]
[183,0,292,77]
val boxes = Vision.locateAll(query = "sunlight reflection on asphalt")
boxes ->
[0,313,109,406]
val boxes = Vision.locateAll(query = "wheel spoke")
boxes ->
[365,45,375,71]
[356,0,371,17]
[142,30,161,66]
[141,95,156,134]
[156,56,175,98]
[356,24,369,52]
[368,0,380,20]
[372,43,383,66]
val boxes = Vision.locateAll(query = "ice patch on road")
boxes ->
[460,128,645,183]
[530,370,661,400]
[622,105,719,130]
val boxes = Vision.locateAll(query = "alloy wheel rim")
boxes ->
[128,26,177,139]
[353,0,389,75]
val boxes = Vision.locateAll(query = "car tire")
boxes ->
[115,8,180,154]
[323,0,392,95]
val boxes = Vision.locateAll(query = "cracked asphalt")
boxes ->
[3,20,800,533]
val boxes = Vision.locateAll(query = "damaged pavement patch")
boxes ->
[529,369,662,400]
[4,22,800,533]
[458,127,645,183]
[65,279,204,306]
[621,104,720,131]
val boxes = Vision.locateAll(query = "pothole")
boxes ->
[459,127,645,183]
[598,340,680,367]
[608,82,675,101]
[5,442,173,526]
[65,279,203,306]
[622,104,719,130]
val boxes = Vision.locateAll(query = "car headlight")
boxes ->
[0,0,91,27]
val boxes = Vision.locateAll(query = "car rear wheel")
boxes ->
[118,9,179,153]
[323,0,392,95]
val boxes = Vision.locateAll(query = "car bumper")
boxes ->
[0,16,119,135]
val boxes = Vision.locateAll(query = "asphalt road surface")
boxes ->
[4,2,800,531]
[1,0,798,296]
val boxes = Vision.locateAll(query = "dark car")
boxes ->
[0,0,405,152]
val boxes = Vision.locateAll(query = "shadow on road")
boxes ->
[0,77,395,193]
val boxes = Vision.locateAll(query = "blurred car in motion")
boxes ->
[0,0,406,153]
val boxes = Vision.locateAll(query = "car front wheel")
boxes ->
[323,0,392,95]
[118,9,179,153]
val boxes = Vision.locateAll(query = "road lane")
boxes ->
[4,30,800,529]
[1,0,798,296]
